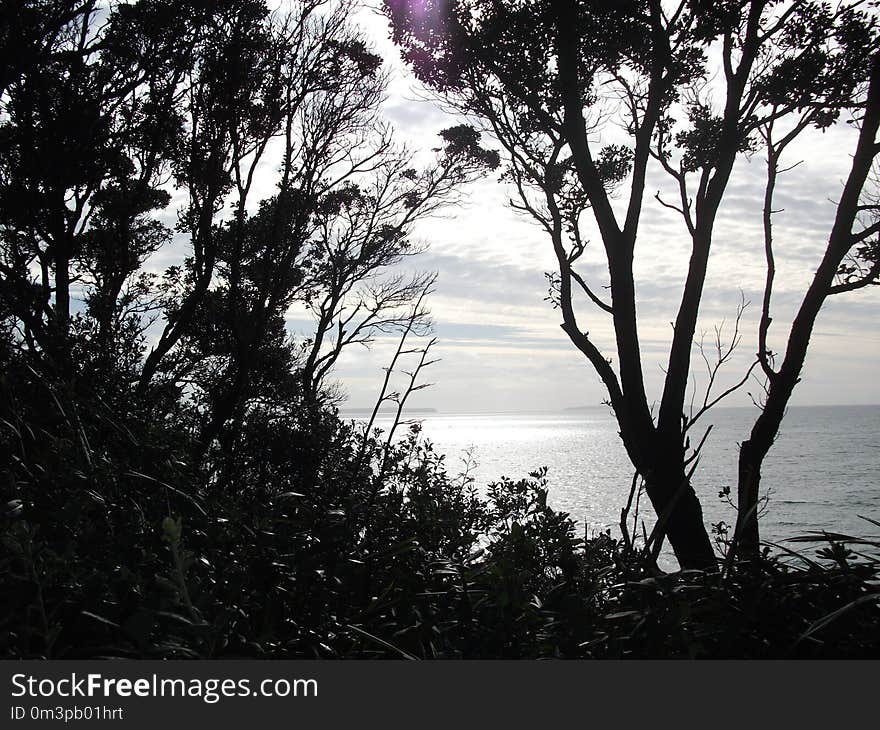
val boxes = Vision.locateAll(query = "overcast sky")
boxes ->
[311,4,880,413]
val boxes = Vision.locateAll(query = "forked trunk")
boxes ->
[644,470,716,571]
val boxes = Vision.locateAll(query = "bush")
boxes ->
[2,354,878,659]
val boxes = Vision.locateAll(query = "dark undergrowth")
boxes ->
[2,362,878,660]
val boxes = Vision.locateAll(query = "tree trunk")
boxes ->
[54,250,70,338]
[48,246,75,373]
[734,439,762,560]
[199,360,250,454]
[136,265,213,396]
[645,464,716,570]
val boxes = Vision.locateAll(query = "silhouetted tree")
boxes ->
[0,0,188,369]
[0,0,498,471]
[298,124,500,406]
[735,10,880,558]
[385,0,879,568]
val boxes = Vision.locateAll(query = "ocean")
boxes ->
[362,405,880,556]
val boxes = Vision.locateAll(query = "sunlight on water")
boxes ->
[362,406,880,553]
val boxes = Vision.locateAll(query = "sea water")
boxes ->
[363,405,880,554]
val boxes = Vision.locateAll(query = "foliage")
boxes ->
[2,363,877,658]
[0,0,877,661]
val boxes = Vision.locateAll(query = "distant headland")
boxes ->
[340,407,439,415]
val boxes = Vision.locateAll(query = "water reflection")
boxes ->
[361,406,880,549]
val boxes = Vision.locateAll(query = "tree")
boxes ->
[0,0,499,471]
[297,124,500,406]
[0,0,189,370]
[385,0,879,568]
[143,4,499,454]
[735,11,880,557]
[134,0,296,401]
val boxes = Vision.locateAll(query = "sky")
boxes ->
[318,3,880,413]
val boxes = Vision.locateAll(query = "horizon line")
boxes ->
[339,402,880,415]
